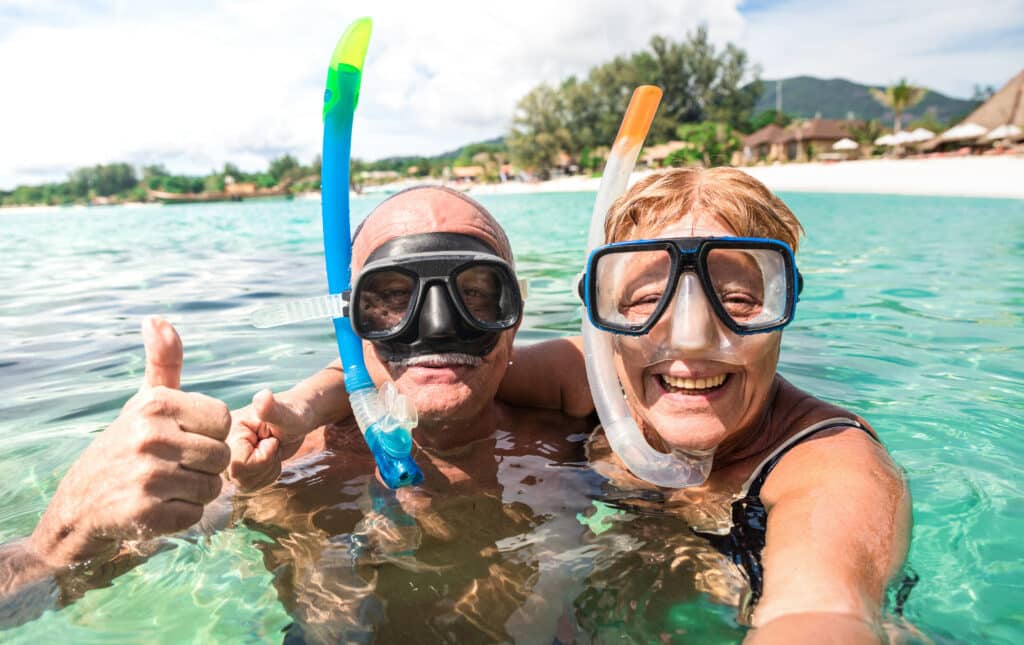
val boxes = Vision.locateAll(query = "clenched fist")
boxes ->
[227,388,315,492]
[27,317,232,567]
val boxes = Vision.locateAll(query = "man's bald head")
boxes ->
[353,186,513,271]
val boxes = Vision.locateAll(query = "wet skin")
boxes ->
[234,405,596,643]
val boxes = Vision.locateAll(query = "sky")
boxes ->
[1,0,1022,189]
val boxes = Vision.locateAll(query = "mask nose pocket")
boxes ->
[418,283,458,340]
[669,273,720,351]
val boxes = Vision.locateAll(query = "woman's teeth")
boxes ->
[660,373,727,393]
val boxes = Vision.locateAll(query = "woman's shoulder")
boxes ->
[761,378,901,506]
[772,377,878,441]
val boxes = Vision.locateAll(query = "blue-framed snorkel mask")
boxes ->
[580,235,801,368]
[581,236,802,337]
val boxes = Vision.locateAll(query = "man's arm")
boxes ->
[227,359,353,492]
[748,427,912,643]
[499,337,593,417]
[0,540,59,625]
[0,318,231,624]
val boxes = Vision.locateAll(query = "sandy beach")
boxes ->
[4,156,1020,215]
[466,156,1024,200]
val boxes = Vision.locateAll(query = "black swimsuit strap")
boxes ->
[695,418,882,617]
[746,419,875,499]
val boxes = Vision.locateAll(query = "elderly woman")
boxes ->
[502,167,913,641]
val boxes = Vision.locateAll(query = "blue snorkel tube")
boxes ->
[321,18,423,488]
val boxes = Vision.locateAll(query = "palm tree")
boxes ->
[848,119,886,158]
[870,79,927,134]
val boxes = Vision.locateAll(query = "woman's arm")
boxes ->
[498,337,593,417]
[751,426,912,640]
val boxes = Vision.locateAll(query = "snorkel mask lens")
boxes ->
[354,268,417,337]
[353,256,522,340]
[586,237,800,336]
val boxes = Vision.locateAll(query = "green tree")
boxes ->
[584,53,676,145]
[670,122,741,167]
[203,173,225,193]
[870,79,927,133]
[222,162,244,181]
[268,154,300,183]
[747,109,792,132]
[506,26,760,171]
[507,83,573,177]
[907,109,944,134]
[847,119,886,157]
[971,84,996,102]
[65,163,137,197]
[648,28,761,130]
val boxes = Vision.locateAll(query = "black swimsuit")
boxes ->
[692,417,917,615]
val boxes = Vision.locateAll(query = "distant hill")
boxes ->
[372,136,506,165]
[752,76,977,124]
[432,136,505,160]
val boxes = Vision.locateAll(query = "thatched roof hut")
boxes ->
[924,69,1023,149]
[960,69,1024,129]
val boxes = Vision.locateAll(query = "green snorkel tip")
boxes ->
[331,17,372,72]
[323,17,373,120]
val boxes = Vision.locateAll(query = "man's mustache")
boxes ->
[389,353,483,368]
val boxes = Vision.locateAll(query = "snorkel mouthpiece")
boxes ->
[321,18,422,488]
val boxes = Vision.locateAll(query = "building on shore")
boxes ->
[740,119,858,164]
[741,124,785,163]
[451,165,484,183]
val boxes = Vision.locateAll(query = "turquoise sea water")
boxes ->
[0,191,1021,643]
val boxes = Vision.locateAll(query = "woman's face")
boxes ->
[611,213,782,453]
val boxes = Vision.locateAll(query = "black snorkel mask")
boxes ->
[352,233,523,362]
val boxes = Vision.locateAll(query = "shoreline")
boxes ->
[464,156,1024,200]
[5,157,1022,214]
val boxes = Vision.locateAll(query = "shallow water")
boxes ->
[0,192,1021,643]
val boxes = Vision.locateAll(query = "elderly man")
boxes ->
[221,186,596,643]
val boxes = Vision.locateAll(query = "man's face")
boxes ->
[353,189,518,426]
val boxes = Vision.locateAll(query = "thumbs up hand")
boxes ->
[226,388,315,492]
[27,317,232,568]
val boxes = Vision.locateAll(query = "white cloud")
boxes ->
[0,0,1019,189]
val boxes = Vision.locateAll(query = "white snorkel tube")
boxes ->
[582,86,713,488]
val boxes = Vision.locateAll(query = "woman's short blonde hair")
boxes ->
[604,167,805,252]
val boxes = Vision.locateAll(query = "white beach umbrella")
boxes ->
[909,128,935,142]
[832,137,858,150]
[939,122,988,142]
[982,124,1023,141]
[876,131,915,146]
[891,131,918,145]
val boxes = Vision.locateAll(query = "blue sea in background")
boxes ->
[0,191,1021,642]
